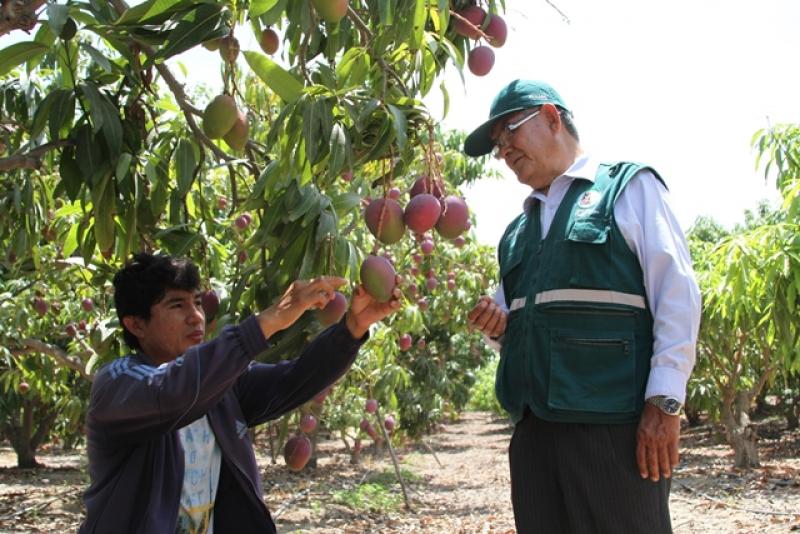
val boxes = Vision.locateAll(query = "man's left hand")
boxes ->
[344,277,403,339]
[635,403,680,482]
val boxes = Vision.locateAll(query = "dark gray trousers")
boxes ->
[509,411,672,534]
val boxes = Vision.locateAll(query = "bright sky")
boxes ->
[4,1,799,247]
[431,0,800,245]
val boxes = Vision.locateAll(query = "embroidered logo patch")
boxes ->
[578,190,601,208]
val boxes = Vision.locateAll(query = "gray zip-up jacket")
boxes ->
[79,316,365,533]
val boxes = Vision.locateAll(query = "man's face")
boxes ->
[124,288,205,365]
[491,104,559,191]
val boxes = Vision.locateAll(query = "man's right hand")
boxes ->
[258,276,347,339]
[467,295,507,339]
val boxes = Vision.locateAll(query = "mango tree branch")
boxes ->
[0,0,47,37]
[346,6,409,97]
[107,0,234,163]
[12,339,94,381]
[0,140,72,171]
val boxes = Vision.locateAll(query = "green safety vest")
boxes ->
[496,162,663,424]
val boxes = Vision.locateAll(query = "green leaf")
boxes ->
[28,24,56,72]
[327,123,347,179]
[258,0,288,25]
[155,226,200,256]
[0,42,49,77]
[91,175,116,253]
[250,0,279,17]
[59,148,83,201]
[386,104,407,151]
[302,98,324,164]
[439,80,450,118]
[411,0,427,49]
[174,139,196,197]
[48,90,75,140]
[47,3,69,38]
[31,89,63,139]
[116,152,133,181]
[331,192,361,214]
[244,51,303,103]
[81,43,113,73]
[378,0,394,26]
[157,4,226,60]
[76,125,104,184]
[81,82,123,157]
[142,0,183,20]
[115,0,194,24]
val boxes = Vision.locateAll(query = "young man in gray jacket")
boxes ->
[79,252,400,533]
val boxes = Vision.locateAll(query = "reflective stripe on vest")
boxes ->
[509,297,526,311]
[533,288,646,309]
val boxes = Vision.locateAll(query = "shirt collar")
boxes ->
[523,153,601,213]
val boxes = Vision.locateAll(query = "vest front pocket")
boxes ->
[547,329,637,414]
[495,309,527,415]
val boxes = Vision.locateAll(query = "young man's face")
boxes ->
[123,288,205,365]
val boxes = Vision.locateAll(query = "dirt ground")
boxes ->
[0,411,798,533]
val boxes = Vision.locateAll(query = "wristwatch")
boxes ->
[646,395,682,416]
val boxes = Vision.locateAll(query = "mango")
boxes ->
[360,255,396,303]
[202,95,238,139]
[223,111,249,152]
[404,193,441,234]
[365,198,405,244]
[311,0,349,24]
[436,196,470,239]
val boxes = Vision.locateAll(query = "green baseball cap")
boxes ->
[463,79,569,157]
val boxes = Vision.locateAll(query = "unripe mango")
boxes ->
[404,193,441,234]
[223,111,249,152]
[202,95,238,139]
[202,38,221,51]
[365,198,405,244]
[436,196,470,239]
[311,0,349,23]
[360,255,396,303]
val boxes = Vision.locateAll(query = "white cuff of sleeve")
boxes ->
[644,365,689,403]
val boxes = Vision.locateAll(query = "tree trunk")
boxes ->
[14,441,41,468]
[684,402,703,427]
[720,391,760,468]
[786,403,799,430]
[3,400,57,469]
[350,438,362,465]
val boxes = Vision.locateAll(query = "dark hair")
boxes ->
[558,107,580,142]
[113,252,201,350]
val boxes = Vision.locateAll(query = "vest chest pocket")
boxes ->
[547,328,637,414]
[566,216,609,244]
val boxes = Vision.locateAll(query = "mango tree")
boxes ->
[689,124,800,468]
[0,0,506,467]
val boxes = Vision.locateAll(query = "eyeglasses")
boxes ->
[492,109,541,159]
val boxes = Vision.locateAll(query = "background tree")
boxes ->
[686,124,800,468]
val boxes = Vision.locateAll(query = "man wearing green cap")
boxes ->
[465,79,700,532]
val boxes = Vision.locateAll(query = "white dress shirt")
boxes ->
[493,154,701,403]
